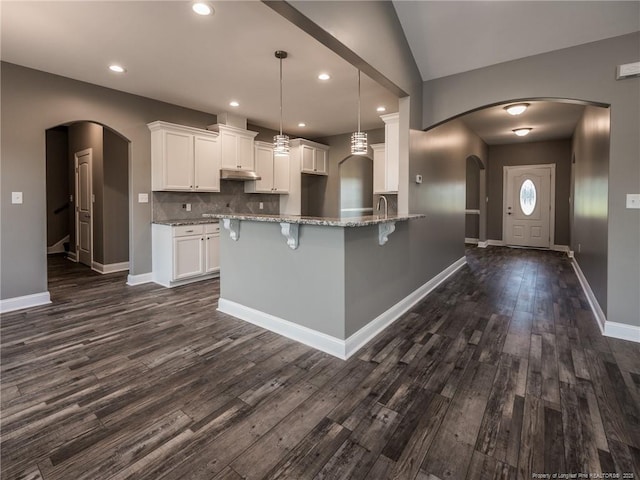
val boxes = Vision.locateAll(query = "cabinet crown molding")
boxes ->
[147,120,218,137]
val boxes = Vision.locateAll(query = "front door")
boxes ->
[504,165,553,248]
[75,149,93,267]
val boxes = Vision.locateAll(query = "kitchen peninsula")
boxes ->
[202,212,462,360]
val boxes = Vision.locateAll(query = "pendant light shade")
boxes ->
[351,69,367,155]
[274,51,290,157]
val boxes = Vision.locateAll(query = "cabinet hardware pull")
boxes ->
[186,230,194,232]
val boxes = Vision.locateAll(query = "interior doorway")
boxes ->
[339,154,373,218]
[503,164,555,248]
[45,121,130,276]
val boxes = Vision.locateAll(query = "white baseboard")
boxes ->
[478,240,489,248]
[0,291,51,314]
[67,251,77,262]
[47,235,69,254]
[552,244,571,255]
[92,261,129,274]
[343,256,467,358]
[571,258,607,333]
[487,239,505,246]
[218,256,467,360]
[465,237,479,245]
[126,272,153,286]
[604,321,640,343]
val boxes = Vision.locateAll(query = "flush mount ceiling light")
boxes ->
[192,1,214,16]
[513,128,532,137]
[108,64,126,73]
[376,106,386,113]
[229,101,239,107]
[273,50,290,157]
[318,73,331,81]
[351,69,367,155]
[298,122,306,128]
[504,103,529,115]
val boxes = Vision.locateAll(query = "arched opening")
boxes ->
[338,154,373,218]
[46,121,130,275]
[465,154,486,245]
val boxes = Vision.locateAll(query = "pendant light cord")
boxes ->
[357,69,361,133]
[279,56,283,136]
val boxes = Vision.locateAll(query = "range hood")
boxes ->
[220,169,261,181]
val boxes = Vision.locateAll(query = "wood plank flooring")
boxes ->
[1,247,639,480]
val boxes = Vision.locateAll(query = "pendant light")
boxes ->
[273,50,289,156]
[351,69,367,155]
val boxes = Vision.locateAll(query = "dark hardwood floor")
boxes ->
[1,247,639,480]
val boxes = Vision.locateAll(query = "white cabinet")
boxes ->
[149,121,220,192]
[245,141,290,194]
[208,124,258,171]
[152,223,220,287]
[280,138,330,215]
[299,141,328,175]
[375,113,399,194]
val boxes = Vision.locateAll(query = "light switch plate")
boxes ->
[626,193,640,209]
[11,192,23,204]
[138,193,149,203]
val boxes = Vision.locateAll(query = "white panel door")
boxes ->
[173,235,204,280]
[164,130,193,190]
[75,150,92,267]
[194,135,220,191]
[504,165,552,248]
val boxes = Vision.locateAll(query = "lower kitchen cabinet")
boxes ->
[152,223,220,287]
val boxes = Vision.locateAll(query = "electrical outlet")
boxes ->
[11,192,23,204]
[186,203,192,212]
[626,194,640,209]
[259,202,264,210]
[138,193,149,203]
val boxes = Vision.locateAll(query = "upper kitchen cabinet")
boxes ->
[294,139,328,175]
[245,141,290,194]
[374,113,399,194]
[208,124,258,171]
[149,121,220,192]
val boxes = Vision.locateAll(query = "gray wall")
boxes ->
[45,127,69,248]
[103,128,129,264]
[422,32,639,328]
[572,106,610,315]
[409,120,488,279]
[1,62,217,299]
[487,139,572,246]
[465,156,481,239]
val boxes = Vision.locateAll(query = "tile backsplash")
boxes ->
[153,181,280,222]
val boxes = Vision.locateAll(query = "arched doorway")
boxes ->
[339,154,373,217]
[46,121,130,274]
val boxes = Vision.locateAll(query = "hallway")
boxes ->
[1,248,639,479]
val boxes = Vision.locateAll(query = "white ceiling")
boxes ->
[0,1,398,138]
[393,1,640,82]
[2,1,636,143]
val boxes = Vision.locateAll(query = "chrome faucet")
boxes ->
[376,195,388,218]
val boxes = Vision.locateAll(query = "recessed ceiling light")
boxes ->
[505,103,529,115]
[376,106,386,112]
[229,101,239,107]
[318,73,331,81]
[513,128,532,137]
[192,2,214,16]
[298,123,306,127]
[108,64,126,73]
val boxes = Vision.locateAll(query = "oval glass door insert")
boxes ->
[520,179,537,216]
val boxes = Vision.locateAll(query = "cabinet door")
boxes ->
[173,235,204,280]
[205,234,220,273]
[385,124,399,192]
[314,149,327,175]
[194,135,220,191]
[301,145,315,172]
[220,131,239,169]
[237,135,254,170]
[272,154,290,193]
[372,144,386,194]
[253,144,274,192]
[164,131,193,190]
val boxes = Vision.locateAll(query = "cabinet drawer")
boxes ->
[205,223,220,234]
[173,225,204,237]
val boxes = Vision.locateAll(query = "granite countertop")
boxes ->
[153,218,220,226]
[202,212,425,227]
